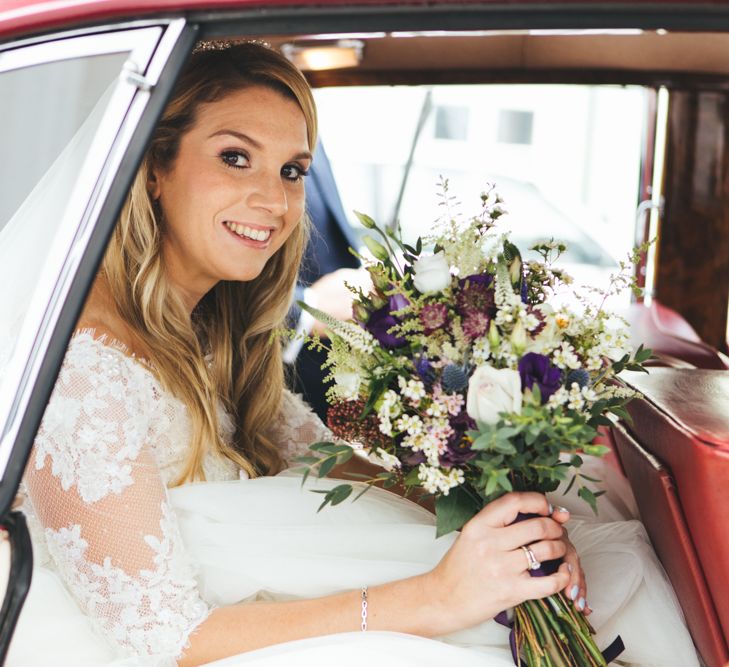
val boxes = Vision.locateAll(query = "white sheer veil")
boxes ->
[0,84,116,377]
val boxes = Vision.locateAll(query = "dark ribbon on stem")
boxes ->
[495,513,625,666]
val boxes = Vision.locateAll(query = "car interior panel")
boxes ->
[616,368,729,666]
[623,300,729,370]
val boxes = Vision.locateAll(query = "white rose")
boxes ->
[466,364,522,425]
[412,252,451,294]
[333,371,361,399]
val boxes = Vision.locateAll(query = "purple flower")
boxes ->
[414,356,436,385]
[365,308,406,348]
[420,302,448,334]
[462,312,490,340]
[364,294,409,348]
[440,410,477,468]
[518,352,562,403]
[520,277,528,304]
[456,273,496,319]
[404,450,426,467]
[460,273,493,289]
[389,293,410,312]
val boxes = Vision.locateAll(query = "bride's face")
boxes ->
[151,85,311,307]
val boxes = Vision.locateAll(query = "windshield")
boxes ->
[314,83,647,304]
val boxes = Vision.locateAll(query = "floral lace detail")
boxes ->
[22,331,332,662]
[267,389,336,465]
[23,332,216,663]
[45,502,209,662]
[32,335,154,502]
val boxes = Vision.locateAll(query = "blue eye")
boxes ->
[282,164,308,182]
[220,150,249,169]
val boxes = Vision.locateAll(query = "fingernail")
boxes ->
[548,502,554,514]
[557,506,569,514]
[577,597,585,611]
[567,563,574,573]
[570,585,579,600]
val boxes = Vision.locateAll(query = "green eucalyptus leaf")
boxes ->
[435,486,480,538]
[329,484,354,506]
[317,456,338,478]
[563,475,577,495]
[295,456,321,465]
[309,441,338,453]
[578,486,599,515]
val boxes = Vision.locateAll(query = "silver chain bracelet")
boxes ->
[360,586,368,632]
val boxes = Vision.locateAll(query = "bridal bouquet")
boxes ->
[297,182,650,667]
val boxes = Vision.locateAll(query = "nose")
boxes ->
[247,169,288,218]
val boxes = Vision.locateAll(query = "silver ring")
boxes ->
[521,545,541,571]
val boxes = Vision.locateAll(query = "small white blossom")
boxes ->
[472,337,491,363]
[567,384,585,410]
[378,390,402,418]
[585,349,603,372]
[598,328,631,361]
[547,387,570,408]
[523,312,541,332]
[417,464,465,495]
[374,448,401,470]
[599,385,638,400]
[395,413,424,436]
[378,416,394,437]
[425,401,448,419]
[432,386,465,416]
[398,376,427,406]
[552,342,581,370]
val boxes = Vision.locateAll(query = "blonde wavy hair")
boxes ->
[102,42,317,482]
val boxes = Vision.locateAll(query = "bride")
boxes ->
[12,42,698,667]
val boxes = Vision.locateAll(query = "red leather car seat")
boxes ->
[622,300,729,370]
[612,368,729,667]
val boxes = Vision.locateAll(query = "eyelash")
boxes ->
[219,150,308,183]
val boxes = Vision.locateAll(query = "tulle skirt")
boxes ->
[8,467,700,667]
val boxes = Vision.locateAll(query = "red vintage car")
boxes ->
[0,1,728,665]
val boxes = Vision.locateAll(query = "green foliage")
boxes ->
[295,441,354,487]
[435,486,480,537]
[311,484,354,512]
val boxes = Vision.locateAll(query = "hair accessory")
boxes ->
[192,38,271,54]
[521,545,541,571]
[360,586,368,631]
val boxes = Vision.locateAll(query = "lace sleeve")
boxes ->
[267,389,336,465]
[23,340,210,665]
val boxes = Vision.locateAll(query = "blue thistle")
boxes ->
[441,364,469,393]
[565,368,590,389]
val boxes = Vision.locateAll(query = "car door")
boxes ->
[0,18,196,663]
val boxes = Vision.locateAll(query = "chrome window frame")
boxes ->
[0,18,187,484]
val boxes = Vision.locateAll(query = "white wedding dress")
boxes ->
[9,332,699,667]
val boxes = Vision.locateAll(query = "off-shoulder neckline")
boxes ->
[70,328,157,377]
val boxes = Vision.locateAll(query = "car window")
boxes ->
[0,26,165,485]
[314,83,648,303]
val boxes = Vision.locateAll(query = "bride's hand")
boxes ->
[425,492,571,634]
[551,509,591,616]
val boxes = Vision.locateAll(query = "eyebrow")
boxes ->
[209,129,313,161]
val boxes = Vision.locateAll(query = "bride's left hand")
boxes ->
[551,507,591,615]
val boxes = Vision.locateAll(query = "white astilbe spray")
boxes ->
[299,303,376,354]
